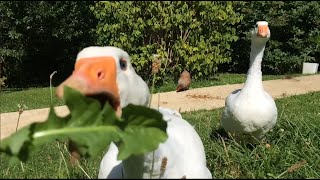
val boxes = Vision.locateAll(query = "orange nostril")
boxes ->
[97,70,105,80]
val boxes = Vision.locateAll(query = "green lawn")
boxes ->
[1,87,65,113]
[0,73,305,113]
[1,92,319,178]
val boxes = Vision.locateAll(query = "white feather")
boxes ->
[221,21,277,142]
[77,46,212,178]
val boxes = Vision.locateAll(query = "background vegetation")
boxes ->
[0,1,97,88]
[1,1,319,88]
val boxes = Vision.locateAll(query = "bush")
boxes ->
[91,1,242,84]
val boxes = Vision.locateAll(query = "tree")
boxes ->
[0,1,97,87]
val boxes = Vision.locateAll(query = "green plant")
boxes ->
[91,1,242,85]
[0,87,167,164]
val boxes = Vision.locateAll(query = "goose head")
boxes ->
[56,46,150,116]
[251,21,271,45]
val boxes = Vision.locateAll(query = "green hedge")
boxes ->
[91,1,242,84]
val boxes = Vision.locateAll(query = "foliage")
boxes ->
[91,1,242,84]
[226,1,320,74]
[0,87,168,164]
[2,1,319,88]
[0,2,26,84]
[0,1,97,87]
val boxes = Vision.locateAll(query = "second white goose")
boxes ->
[221,21,278,142]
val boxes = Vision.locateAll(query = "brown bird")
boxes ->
[176,70,191,92]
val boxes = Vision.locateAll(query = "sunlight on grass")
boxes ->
[1,92,319,178]
[182,91,320,178]
[1,87,64,113]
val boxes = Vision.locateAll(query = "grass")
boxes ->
[1,87,64,113]
[1,91,319,178]
[182,91,320,178]
[0,73,307,113]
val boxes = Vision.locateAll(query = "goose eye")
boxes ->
[120,59,127,70]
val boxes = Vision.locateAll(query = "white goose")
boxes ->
[56,46,212,179]
[221,21,278,142]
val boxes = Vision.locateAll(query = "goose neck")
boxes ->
[243,43,266,91]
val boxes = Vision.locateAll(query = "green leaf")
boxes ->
[121,104,165,129]
[117,126,168,160]
[0,126,32,161]
[0,86,168,162]
[116,104,168,160]
[0,86,122,161]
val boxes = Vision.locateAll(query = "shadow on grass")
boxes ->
[210,126,229,141]
[209,126,258,150]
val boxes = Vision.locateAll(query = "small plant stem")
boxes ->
[77,162,91,179]
[148,73,156,107]
[15,113,22,132]
[56,141,70,178]
[58,157,63,178]
[49,71,57,106]
[20,161,25,173]
[62,143,91,179]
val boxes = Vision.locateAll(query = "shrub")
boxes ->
[91,1,242,84]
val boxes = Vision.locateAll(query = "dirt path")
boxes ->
[1,74,320,140]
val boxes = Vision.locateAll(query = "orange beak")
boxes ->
[56,56,120,109]
[257,25,269,38]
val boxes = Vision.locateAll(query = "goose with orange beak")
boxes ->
[56,46,212,179]
[221,21,278,143]
[56,46,150,117]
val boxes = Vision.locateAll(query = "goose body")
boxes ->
[99,107,212,179]
[221,21,277,142]
[56,46,212,179]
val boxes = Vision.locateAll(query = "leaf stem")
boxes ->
[33,126,119,139]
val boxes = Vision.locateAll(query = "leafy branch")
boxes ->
[0,86,168,164]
